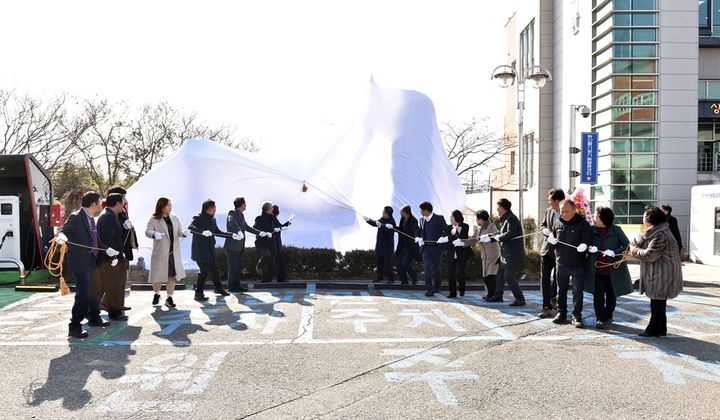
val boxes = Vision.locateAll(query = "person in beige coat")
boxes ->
[630,206,683,337]
[145,197,188,308]
[464,210,501,300]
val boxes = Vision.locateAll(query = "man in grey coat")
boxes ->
[485,199,526,306]
[225,197,261,293]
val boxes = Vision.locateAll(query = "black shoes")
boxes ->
[68,325,88,339]
[639,331,666,337]
[166,296,176,308]
[194,293,209,301]
[110,314,129,321]
[88,318,110,327]
[486,296,503,303]
[152,294,160,305]
[572,315,585,328]
[424,291,434,297]
[552,313,570,325]
[595,320,607,329]
[400,281,409,285]
[121,306,132,311]
[509,300,526,307]
[214,289,230,296]
[447,294,457,299]
[459,291,465,297]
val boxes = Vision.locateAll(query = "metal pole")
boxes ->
[517,83,525,220]
[569,104,576,194]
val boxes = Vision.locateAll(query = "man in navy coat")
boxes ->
[414,201,449,296]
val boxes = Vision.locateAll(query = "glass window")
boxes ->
[708,81,720,99]
[632,138,656,152]
[593,186,610,200]
[716,123,720,140]
[699,123,714,140]
[612,155,630,168]
[632,13,656,25]
[613,124,631,137]
[612,170,631,183]
[614,29,631,42]
[613,44,632,58]
[613,0,632,10]
[632,154,655,168]
[631,170,655,184]
[699,81,708,100]
[628,216,643,224]
[612,107,631,121]
[613,13,632,26]
[700,0,710,26]
[632,59,657,72]
[613,139,631,152]
[632,45,656,57]
[631,122,656,136]
[612,201,629,216]
[614,60,633,73]
[612,186,630,199]
[630,185,655,200]
[632,29,656,41]
[631,76,656,89]
[632,0,656,10]
[630,201,651,216]
[632,107,656,121]
[614,76,631,89]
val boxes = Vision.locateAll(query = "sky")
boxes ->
[0,0,518,152]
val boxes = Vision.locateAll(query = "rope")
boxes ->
[594,247,632,269]
[44,239,71,295]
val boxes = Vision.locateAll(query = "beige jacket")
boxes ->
[145,215,187,283]
[465,222,501,277]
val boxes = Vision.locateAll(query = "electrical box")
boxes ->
[0,196,21,268]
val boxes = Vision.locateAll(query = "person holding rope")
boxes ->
[414,201,449,297]
[107,185,137,312]
[584,206,633,329]
[548,199,593,327]
[485,199,526,306]
[272,204,292,283]
[190,199,235,300]
[225,197,261,292]
[364,206,397,284]
[56,191,120,339]
[464,210,500,301]
[447,210,472,298]
[395,205,420,286]
[538,188,564,318]
[91,193,129,321]
[254,201,278,283]
[145,197,188,307]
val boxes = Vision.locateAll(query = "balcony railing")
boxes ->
[698,154,720,173]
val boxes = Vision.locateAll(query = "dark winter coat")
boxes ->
[493,210,525,264]
[253,212,276,255]
[552,213,592,268]
[367,216,396,257]
[630,223,683,300]
[189,212,227,263]
[396,215,420,258]
[585,224,633,297]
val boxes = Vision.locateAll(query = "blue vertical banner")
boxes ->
[580,132,598,185]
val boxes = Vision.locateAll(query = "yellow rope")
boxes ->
[594,247,632,270]
[44,239,70,296]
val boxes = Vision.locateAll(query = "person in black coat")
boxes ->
[225,197,261,293]
[447,210,473,298]
[538,188,564,317]
[415,201,449,297]
[272,204,292,282]
[365,206,397,284]
[57,191,119,338]
[189,199,232,300]
[548,199,594,327]
[253,202,278,282]
[107,185,135,312]
[92,193,129,320]
[485,199,526,306]
[396,205,420,285]
[660,204,683,252]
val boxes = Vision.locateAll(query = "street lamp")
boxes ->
[491,63,552,219]
[568,104,591,193]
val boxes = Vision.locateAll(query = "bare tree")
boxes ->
[441,118,514,180]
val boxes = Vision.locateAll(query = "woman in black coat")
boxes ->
[364,206,397,284]
[447,210,473,298]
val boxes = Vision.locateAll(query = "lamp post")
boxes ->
[491,64,552,219]
[568,104,591,194]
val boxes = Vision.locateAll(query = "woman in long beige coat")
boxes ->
[145,197,188,307]
[630,206,683,337]
[465,210,501,301]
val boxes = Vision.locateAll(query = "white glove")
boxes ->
[375,221,382,228]
[123,220,133,230]
[106,247,120,257]
[202,230,213,237]
[577,243,588,253]
[547,234,558,245]
[479,234,491,243]
[414,237,422,244]
[603,249,616,257]
[363,216,370,222]
[542,228,551,237]
[385,223,393,229]
[55,232,68,245]
[452,239,464,247]
[110,259,118,267]
[418,239,425,247]
[588,246,598,253]
[281,226,289,231]
[634,233,644,244]
[274,227,281,233]
[232,233,241,240]
[235,231,245,240]
[181,229,190,237]
[437,236,449,244]
[266,231,273,238]
[153,232,164,240]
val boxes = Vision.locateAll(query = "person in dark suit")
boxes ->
[253,202,277,282]
[548,199,593,328]
[272,204,291,282]
[485,199,526,306]
[57,191,120,338]
[92,193,128,321]
[395,205,420,285]
[364,206,397,284]
[107,185,136,312]
[538,188,564,318]
[660,204,683,252]
[414,201,449,297]
[224,197,261,292]
[447,210,473,298]
[189,199,233,300]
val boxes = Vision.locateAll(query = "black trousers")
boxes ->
[557,265,585,317]
[397,251,417,284]
[540,252,558,308]
[275,250,287,282]
[70,270,101,327]
[258,248,276,282]
[483,274,497,297]
[196,262,222,293]
[646,299,667,335]
[376,255,394,281]
[494,260,525,301]
[226,249,245,290]
[593,273,616,322]
[447,256,468,296]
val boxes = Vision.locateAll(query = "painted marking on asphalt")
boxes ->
[613,344,720,385]
[295,283,315,343]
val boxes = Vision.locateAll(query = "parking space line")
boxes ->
[436,295,517,339]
